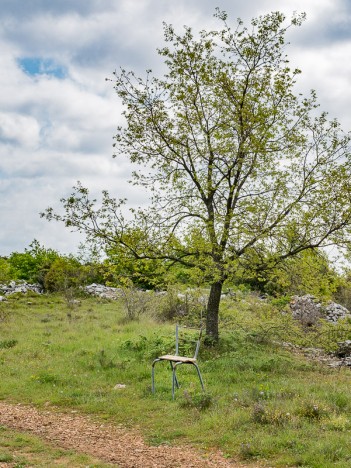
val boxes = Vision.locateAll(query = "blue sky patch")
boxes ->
[17,57,66,79]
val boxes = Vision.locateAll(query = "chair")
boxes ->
[151,324,205,399]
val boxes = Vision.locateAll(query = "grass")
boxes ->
[1,291,351,467]
[0,425,112,467]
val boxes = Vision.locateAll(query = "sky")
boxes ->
[1,0,351,257]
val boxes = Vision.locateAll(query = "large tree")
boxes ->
[43,10,351,342]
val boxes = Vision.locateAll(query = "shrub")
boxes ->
[119,286,154,321]
[156,287,207,323]
[121,333,174,360]
[8,240,60,284]
[0,258,12,283]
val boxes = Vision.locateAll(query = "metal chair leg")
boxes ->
[172,362,183,400]
[170,362,179,388]
[193,363,205,392]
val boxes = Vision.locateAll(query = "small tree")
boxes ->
[43,11,351,342]
[8,240,60,285]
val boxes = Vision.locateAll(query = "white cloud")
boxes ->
[0,112,40,148]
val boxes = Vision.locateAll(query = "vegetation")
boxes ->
[0,426,110,467]
[1,291,351,467]
[42,11,351,342]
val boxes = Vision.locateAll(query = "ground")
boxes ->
[0,402,264,467]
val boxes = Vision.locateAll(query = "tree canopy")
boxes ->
[43,10,351,342]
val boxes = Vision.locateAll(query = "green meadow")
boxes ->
[1,291,351,467]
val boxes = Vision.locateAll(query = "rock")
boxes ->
[290,295,350,326]
[325,302,350,323]
[84,283,123,300]
[0,281,43,296]
[113,384,126,390]
[290,295,323,326]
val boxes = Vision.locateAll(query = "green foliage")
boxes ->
[0,258,12,283]
[220,292,351,352]
[44,257,86,293]
[3,241,102,298]
[8,240,60,284]
[229,249,340,301]
[333,270,351,310]
[121,333,175,360]
[264,250,340,299]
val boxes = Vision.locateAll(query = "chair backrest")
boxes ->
[175,324,204,359]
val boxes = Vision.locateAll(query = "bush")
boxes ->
[156,287,207,323]
[0,258,12,283]
[119,286,154,321]
[8,240,60,284]
[44,258,85,293]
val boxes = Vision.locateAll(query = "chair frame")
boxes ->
[151,324,205,399]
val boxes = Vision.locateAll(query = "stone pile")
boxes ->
[290,295,323,326]
[0,281,43,296]
[290,295,350,326]
[84,283,123,300]
[325,302,350,323]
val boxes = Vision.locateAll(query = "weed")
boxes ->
[239,442,260,460]
[0,453,13,462]
[251,402,291,426]
[156,287,207,323]
[0,339,18,349]
[97,349,117,369]
[0,306,9,322]
[250,384,274,401]
[298,401,330,420]
[35,372,59,384]
[179,390,213,411]
[322,414,351,432]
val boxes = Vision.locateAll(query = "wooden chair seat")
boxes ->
[159,355,197,363]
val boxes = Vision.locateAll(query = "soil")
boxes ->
[0,402,262,467]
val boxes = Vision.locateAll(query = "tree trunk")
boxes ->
[206,281,223,343]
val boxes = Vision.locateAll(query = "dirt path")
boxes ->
[0,402,262,467]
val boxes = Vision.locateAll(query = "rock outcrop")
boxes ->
[84,283,123,300]
[290,295,350,326]
[0,281,43,296]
